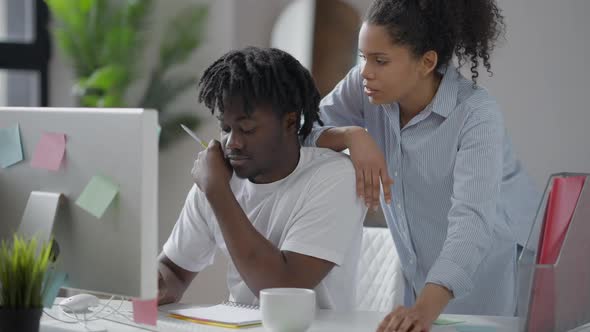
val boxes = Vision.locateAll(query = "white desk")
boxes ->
[41,299,590,332]
[41,299,524,332]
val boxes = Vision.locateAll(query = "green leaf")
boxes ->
[84,65,128,91]
[124,0,153,29]
[0,234,55,308]
[47,0,109,77]
[159,5,208,70]
[78,0,96,14]
[99,94,125,107]
[46,0,93,38]
[52,27,93,77]
[100,26,136,66]
[80,94,101,107]
[45,0,76,25]
[51,27,78,64]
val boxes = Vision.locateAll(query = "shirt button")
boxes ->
[397,204,402,209]
[394,171,398,177]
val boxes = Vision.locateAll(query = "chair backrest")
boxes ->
[356,227,405,311]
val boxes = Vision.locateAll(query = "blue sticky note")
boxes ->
[0,124,24,168]
[42,270,68,308]
[455,325,497,332]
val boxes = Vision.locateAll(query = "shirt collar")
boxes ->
[429,65,459,118]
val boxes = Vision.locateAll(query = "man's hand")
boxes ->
[192,140,233,196]
[158,267,183,305]
[157,256,198,305]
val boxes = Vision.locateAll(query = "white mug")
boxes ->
[260,288,316,332]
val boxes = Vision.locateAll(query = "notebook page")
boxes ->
[169,304,261,325]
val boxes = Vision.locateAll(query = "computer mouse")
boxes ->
[59,293,100,313]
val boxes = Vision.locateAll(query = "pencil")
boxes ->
[180,124,208,148]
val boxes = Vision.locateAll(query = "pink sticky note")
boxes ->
[31,132,66,171]
[132,298,158,326]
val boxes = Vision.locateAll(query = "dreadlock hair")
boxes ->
[197,47,323,141]
[365,0,506,84]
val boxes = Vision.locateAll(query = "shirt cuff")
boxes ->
[425,258,474,299]
[281,240,344,266]
[302,126,334,147]
[163,241,214,273]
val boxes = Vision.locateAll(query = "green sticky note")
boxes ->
[0,124,24,168]
[456,326,496,332]
[42,270,68,308]
[157,124,161,139]
[76,175,119,218]
[434,318,465,325]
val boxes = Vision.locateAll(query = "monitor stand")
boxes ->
[18,191,62,243]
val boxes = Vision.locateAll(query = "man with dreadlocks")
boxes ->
[157,47,367,310]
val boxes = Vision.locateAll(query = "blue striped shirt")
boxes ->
[305,65,539,315]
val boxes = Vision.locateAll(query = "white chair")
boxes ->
[356,227,405,311]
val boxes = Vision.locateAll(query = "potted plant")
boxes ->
[0,234,56,332]
[45,0,208,148]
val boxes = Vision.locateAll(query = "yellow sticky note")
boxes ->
[76,175,119,218]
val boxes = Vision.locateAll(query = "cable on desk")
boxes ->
[43,296,130,326]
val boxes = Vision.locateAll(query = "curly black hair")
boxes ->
[365,0,505,83]
[197,47,323,140]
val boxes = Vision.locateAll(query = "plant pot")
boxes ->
[0,307,43,332]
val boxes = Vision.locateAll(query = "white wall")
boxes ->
[477,0,590,187]
[232,0,290,49]
[270,0,316,70]
[233,0,371,49]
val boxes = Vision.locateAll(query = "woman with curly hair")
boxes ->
[304,0,539,330]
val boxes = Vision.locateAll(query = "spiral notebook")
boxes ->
[167,301,261,329]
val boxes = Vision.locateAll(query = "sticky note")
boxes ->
[132,298,158,326]
[434,318,465,325]
[42,270,68,308]
[31,132,66,171]
[0,124,23,168]
[76,175,119,218]
[157,124,161,139]
[455,325,497,332]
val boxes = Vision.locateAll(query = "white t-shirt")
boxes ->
[163,147,366,310]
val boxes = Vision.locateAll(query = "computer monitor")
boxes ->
[0,107,158,300]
